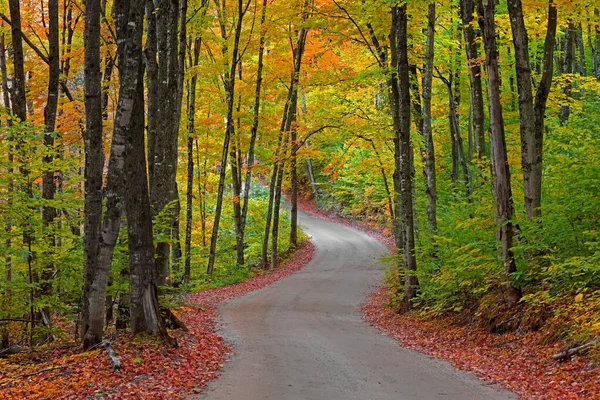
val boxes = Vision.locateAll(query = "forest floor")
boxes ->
[0,241,314,400]
[297,196,600,399]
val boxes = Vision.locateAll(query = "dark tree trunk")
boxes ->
[481,0,522,307]
[40,0,60,332]
[576,23,586,76]
[207,0,246,276]
[460,0,485,159]
[240,0,268,257]
[438,73,472,197]
[422,3,437,233]
[507,0,557,220]
[560,23,576,125]
[390,5,418,313]
[113,0,172,342]
[231,91,244,265]
[8,0,26,122]
[148,0,183,287]
[184,38,200,284]
[81,0,107,349]
[288,30,308,248]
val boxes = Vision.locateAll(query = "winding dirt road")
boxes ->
[195,210,516,400]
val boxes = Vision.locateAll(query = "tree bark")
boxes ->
[207,0,247,276]
[422,3,437,233]
[460,0,485,160]
[482,0,521,307]
[82,0,107,349]
[40,0,60,333]
[149,0,183,287]
[390,5,418,313]
[507,0,557,220]
[113,0,172,342]
[240,0,268,257]
[7,0,26,122]
[289,28,308,248]
[184,38,201,284]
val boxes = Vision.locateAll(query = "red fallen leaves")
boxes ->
[362,285,600,400]
[0,241,314,400]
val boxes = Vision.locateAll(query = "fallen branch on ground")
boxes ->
[101,340,122,371]
[552,340,598,361]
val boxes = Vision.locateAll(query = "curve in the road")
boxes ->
[194,210,516,400]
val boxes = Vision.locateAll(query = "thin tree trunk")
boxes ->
[304,148,319,200]
[0,31,12,351]
[560,23,576,125]
[240,0,268,253]
[422,3,437,233]
[438,73,472,197]
[289,27,309,248]
[40,0,60,334]
[207,0,247,276]
[594,11,600,79]
[481,0,522,307]
[184,38,200,284]
[576,23,586,76]
[460,0,485,159]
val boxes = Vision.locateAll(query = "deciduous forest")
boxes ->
[0,0,599,398]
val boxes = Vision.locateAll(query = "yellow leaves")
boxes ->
[575,293,584,302]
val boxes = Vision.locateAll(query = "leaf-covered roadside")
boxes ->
[363,285,600,399]
[0,241,314,400]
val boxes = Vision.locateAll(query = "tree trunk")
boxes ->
[148,0,183,287]
[439,73,472,197]
[390,5,418,313]
[460,0,485,159]
[289,28,309,248]
[422,3,437,233]
[0,31,12,351]
[113,0,172,342]
[507,0,557,220]
[481,0,521,307]
[576,23,586,76]
[207,0,246,276]
[184,38,200,284]
[81,0,107,349]
[40,0,60,334]
[8,0,26,122]
[240,0,268,254]
[560,23,576,125]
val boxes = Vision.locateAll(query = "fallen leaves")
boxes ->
[0,241,314,400]
[362,285,600,400]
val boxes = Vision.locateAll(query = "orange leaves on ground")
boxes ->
[0,242,314,400]
[362,286,600,400]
